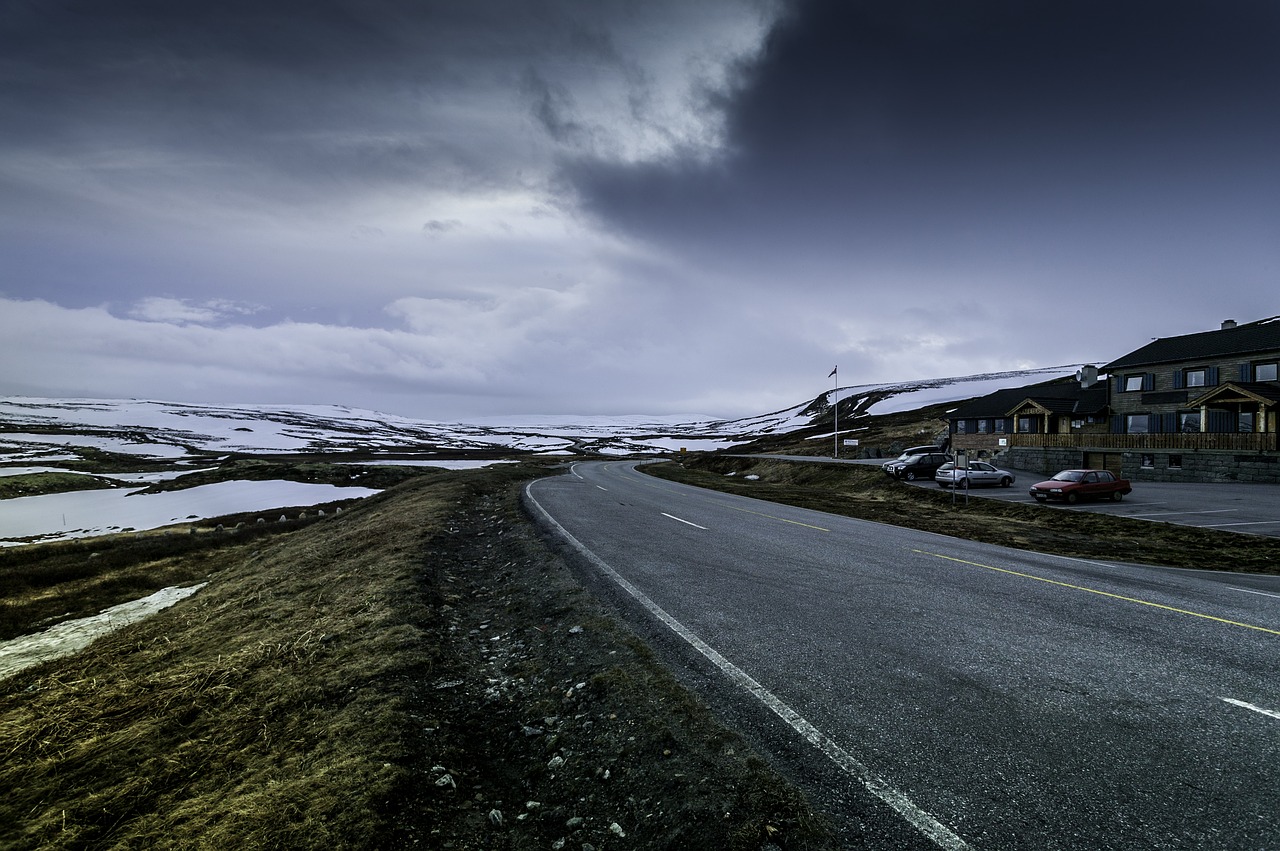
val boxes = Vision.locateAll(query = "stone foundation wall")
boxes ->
[1000,447,1083,478]
[1122,451,1280,483]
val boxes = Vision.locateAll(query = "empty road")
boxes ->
[525,460,1280,850]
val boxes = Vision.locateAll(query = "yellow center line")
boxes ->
[914,549,1280,637]
[725,504,831,532]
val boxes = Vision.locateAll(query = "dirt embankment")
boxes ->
[0,466,836,850]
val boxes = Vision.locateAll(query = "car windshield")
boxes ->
[1051,471,1086,482]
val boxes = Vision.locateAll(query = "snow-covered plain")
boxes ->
[0,365,1088,545]
[0,365,1087,461]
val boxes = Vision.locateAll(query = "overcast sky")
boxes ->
[3,0,1278,420]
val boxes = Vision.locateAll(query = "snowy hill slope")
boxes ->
[0,365,1087,461]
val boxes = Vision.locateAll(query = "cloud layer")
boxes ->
[2,1,1278,417]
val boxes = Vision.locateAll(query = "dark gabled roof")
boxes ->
[948,380,1107,419]
[1193,381,1280,406]
[1104,316,1280,370]
[1018,396,1089,415]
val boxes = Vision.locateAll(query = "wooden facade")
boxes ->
[945,318,1280,479]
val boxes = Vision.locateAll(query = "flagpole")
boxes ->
[831,366,838,458]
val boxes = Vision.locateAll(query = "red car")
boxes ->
[1029,469,1132,504]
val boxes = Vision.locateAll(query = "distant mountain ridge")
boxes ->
[0,365,1087,459]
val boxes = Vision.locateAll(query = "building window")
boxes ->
[1257,362,1278,382]
[1169,455,1183,469]
[1184,368,1207,387]
[1124,374,1144,392]
[1179,411,1200,433]
[994,419,1007,434]
[1017,416,1037,433]
[1126,414,1150,434]
[955,420,967,434]
[1240,412,1255,433]
[1141,453,1155,469]
[977,419,989,434]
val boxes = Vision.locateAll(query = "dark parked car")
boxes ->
[1029,469,1132,503]
[884,452,952,481]
[881,446,946,476]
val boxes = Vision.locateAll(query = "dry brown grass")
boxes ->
[0,473,465,849]
[0,461,840,850]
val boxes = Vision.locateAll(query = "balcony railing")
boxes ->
[1002,432,1278,452]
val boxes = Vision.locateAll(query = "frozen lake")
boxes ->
[0,480,381,546]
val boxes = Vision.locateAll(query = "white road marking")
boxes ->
[596,485,607,491]
[1196,520,1280,528]
[1221,698,1280,720]
[525,482,971,851]
[662,512,707,530]
[1232,587,1280,600]
[1125,509,1237,517]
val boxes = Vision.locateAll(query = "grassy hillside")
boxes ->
[0,463,835,850]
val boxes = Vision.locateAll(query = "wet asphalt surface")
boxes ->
[527,461,1280,850]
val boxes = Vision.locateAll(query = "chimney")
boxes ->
[1222,319,1237,330]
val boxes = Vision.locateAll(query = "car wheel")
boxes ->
[1111,491,1124,502]
[999,477,1012,487]
[904,471,917,481]
[1066,491,1079,504]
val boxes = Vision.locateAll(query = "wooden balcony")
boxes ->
[1003,432,1278,452]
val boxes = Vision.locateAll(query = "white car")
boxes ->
[935,461,1016,489]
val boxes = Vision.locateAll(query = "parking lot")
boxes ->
[900,462,1280,539]
[746,455,1280,539]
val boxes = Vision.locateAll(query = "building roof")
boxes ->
[948,380,1108,419]
[1104,316,1280,370]
[1194,381,1280,406]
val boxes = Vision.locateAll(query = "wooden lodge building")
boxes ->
[945,317,1280,482]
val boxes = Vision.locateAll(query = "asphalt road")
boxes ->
[525,460,1280,850]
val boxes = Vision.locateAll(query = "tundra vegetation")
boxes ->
[0,463,835,850]
[2,398,1276,849]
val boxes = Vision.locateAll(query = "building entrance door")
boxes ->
[1085,452,1124,477]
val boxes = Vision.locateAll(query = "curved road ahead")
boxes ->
[525,461,1280,850]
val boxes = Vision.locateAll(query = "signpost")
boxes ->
[952,449,969,505]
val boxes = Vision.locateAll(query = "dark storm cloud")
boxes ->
[566,0,1280,263]
[5,0,1275,419]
